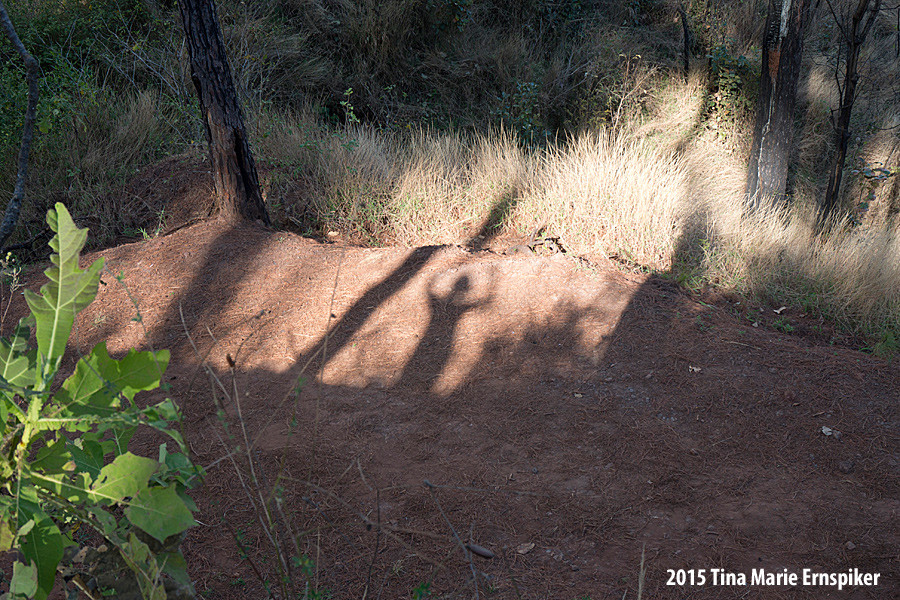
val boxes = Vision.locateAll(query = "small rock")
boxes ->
[838,460,855,474]
[845,541,856,550]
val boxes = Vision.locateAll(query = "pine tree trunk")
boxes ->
[178,0,270,225]
[746,0,813,209]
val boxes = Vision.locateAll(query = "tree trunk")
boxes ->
[821,0,881,226]
[678,4,692,82]
[0,0,40,253]
[746,0,813,209]
[178,0,270,225]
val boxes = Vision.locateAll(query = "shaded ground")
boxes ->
[3,194,898,599]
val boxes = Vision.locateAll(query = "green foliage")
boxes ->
[0,2,190,249]
[495,79,544,140]
[705,44,757,132]
[773,316,795,333]
[411,581,432,598]
[339,88,361,126]
[872,329,898,358]
[426,0,473,33]
[0,204,201,599]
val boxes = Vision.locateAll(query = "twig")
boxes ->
[424,480,479,600]
[362,487,382,600]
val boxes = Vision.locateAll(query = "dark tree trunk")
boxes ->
[821,0,881,226]
[746,0,814,209]
[677,4,692,82]
[178,0,270,225]
[0,0,39,253]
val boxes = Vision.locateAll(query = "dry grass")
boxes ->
[253,69,900,346]
[0,89,181,246]
[5,0,899,347]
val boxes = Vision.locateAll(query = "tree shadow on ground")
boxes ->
[7,191,897,600]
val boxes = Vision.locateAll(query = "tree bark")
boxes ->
[178,0,270,225]
[677,4,692,82]
[0,0,40,253]
[746,0,814,209]
[820,0,881,226]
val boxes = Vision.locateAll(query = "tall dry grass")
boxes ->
[6,0,898,346]
[254,69,900,347]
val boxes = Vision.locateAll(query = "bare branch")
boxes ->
[0,0,40,253]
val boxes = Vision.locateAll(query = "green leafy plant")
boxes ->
[706,44,757,131]
[0,203,200,599]
[774,316,795,333]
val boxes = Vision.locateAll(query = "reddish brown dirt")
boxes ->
[4,191,899,599]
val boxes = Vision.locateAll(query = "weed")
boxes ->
[0,204,200,598]
[774,317,795,334]
[871,329,898,358]
[695,315,714,332]
[412,581,432,598]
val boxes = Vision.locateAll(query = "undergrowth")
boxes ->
[2,0,899,351]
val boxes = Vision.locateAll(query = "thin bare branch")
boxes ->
[0,1,40,253]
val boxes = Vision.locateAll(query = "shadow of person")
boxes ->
[395,274,484,394]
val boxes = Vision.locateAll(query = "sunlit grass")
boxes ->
[253,72,900,349]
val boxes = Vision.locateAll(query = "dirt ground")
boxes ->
[4,178,899,599]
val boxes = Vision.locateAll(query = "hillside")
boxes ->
[7,206,890,598]
[1,1,899,598]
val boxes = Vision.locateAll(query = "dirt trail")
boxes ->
[10,216,898,600]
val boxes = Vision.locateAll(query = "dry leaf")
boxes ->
[516,542,535,555]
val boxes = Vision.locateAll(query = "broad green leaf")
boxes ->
[0,319,35,388]
[15,495,65,600]
[96,345,168,401]
[0,499,15,551]
[54,343,168,417]
[30,438,69,472]
[26,439,92,502]
[23,203,104,383]
[126,485,196,543]
[0,396,10,423]
[26,468,92,504]
[158,549,193,588]
[111,425,137,455]
[120,533,166,600]
[67,437,106,480]
[0,520,13,551]
[90,452,158,505]
[9,560,38,598]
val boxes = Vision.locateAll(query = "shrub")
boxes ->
[0,204,200,599]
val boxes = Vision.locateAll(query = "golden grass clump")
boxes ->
[251,68,900,345]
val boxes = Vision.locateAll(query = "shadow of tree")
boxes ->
[6,190,896,600]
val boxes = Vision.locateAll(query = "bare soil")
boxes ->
[5,174,898,600]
